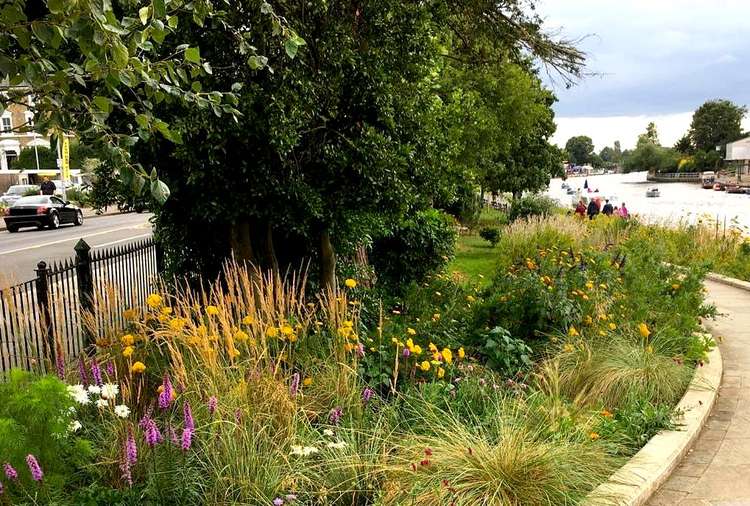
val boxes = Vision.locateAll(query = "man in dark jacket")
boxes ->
[586,199,599,220]
[39,177,56,195]
[602,199,614,216]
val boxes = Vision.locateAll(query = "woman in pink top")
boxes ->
[619,203,629,218]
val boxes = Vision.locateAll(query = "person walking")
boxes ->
[39,177,56,196]
[575,199,586,218]
[586,199,599,220]
[618,202,629,218]
[602,199,614,216]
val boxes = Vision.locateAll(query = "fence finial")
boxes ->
[74,239,91,253]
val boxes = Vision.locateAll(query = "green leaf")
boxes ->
[184,46,200,64]
[138,6,150,25]
[191,81,202,93]
[284,39,299,59]
[260,2,273,14]
[132,173,146,195]
[153,0,166,18]
[111,40,129,67]
[149,167,158,181]
[47,0,64,14]
[31,22,54,45]
[92,96,113,113]
[150,179,170,204]
[167,15,178,29]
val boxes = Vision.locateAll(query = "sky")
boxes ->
[536,0,750,151]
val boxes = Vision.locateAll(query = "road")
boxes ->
[0,213,153,289]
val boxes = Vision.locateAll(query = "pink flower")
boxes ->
[25,455,43,482]
[207,396,217,416]
[183,400,194,431]
[3,463,17,481]
[181,428,194,451]
[158,374,173,410]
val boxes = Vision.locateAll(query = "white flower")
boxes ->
[326,441,347,449]
[100,383,120,400]
[67,384,89,405]
[290,445,319,457]
[69,420,82,433]
[290,445,304,456]
[323,429,335,437]
[114,405,131,418]
[95,399,109,409]
[87,385,101,395]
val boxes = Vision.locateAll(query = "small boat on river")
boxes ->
[646,187,660,198]
[726,185,744,194]
[713,182,726,191]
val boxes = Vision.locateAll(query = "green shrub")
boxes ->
[479,226,501,247]
[371,209,457,288]
[23,187,40,197]
[439,182,482,227]
[508,194,558,221]
[65,187,90,207]
[476,327,532,377]
[596,399,676,455]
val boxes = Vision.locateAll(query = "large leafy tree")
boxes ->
[565,135,594,165]
[690,99,747,152]
[139,0,584,285]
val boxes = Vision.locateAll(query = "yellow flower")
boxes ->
[169,317,186,332]
[598,313,608,321]
[160,306,173,315]
[601,409,613,418]
[638,323,651,339]
[281,324,294,336]
[344,278,357,289]
[585,281,594,290]
[303,377,313,386]
[406,327,417,336]
[122,346,134,358]
[563,343,575,353]
[441,348,453,364]
[671,283,680,291]
[123,308,137,321]
[146,293,162,308]
[205,305,219,316]
[583,315,593,326]
[437,367,445,379]
[432,313,441,321]
[568,326,579,337]
[420,361,430,371]
[589,432,600,440]
[266,327,279,338]
[412,345,423,355]
[646,344,654,354]
[458,347,465,359]
[121,334,135,346]
[235,330,249,341]
[466,295,476,303]
[242,315,254,325]
[228,347,240,358]
[131,361,146,374]
[608,322,617,331]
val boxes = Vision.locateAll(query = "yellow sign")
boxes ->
[61,137,70,181]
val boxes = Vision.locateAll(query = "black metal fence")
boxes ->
[0,237,162,373]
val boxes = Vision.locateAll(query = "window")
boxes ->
[1,117,11,133]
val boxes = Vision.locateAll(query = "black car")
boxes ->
[3,196,84,232]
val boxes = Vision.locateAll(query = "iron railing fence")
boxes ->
[0,237,162,374]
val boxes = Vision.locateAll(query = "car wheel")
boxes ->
[74,210,84,226]
[48,212,60,229]
[7,225,18,233]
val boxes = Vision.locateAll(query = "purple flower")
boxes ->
[362,387,375,405]
[141,417,163,448]
[183,400,194,431]
[78,356,89,386]
[207,396,217,416]
[91,359,103,386]
[55,343,65,380]
[3,463,18,481]
[25,455,43,482]
[402,347,411,358]
[106,360,115,377]
[329,407,343,425]
[356,343,365,358]
[181,428,194,451]
[158,374,173,410]
[126,427,138,465]
[289,373,300,397]
[273,498,284,506]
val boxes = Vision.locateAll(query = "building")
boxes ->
[725,136,750,181]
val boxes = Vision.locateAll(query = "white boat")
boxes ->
[645,187,660,198]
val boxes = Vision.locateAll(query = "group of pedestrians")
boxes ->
[575,198,629,220]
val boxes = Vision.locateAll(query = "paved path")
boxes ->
[649,279,750,506]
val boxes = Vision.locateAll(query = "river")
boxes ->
[545,171,750,231]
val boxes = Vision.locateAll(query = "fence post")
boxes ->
[34,261,55,365]
[75,239,94,347]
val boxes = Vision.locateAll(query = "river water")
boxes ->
[545,171,750,232]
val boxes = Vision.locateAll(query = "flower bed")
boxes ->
[0,216,715,505]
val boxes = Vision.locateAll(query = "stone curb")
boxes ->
[0,209,125,232]
[705,272,750,292]
[584,337,723,506]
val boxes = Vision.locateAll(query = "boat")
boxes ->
[713,182,725,191]
[645,187,660,198]
[701,171,716,189]
[566,188,575,195]
[726,185,744,194]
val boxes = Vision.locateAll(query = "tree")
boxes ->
[564,136,594,165]
[690,99,747,152]
[623,136,678,173]
[614,140,622,159]
[599,147,615,163]
[10,146,57,170]
[674,134,693,154]
[644,122,659,145]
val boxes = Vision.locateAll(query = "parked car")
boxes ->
[3,195,84,232]
[0,184,40,207]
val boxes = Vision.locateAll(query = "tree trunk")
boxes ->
[229,219,255,264]
[264,222,279,273]
[320,230,336,291]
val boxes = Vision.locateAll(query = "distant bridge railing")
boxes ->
[647,172,701,182]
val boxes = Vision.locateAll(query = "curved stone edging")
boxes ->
[584,339,723,506]
[705,272,750,292]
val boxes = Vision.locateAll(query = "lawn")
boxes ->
[449,234,498,285]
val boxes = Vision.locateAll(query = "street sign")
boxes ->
[61,137,70,181]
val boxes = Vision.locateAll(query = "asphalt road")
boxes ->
[0,213,153,288]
